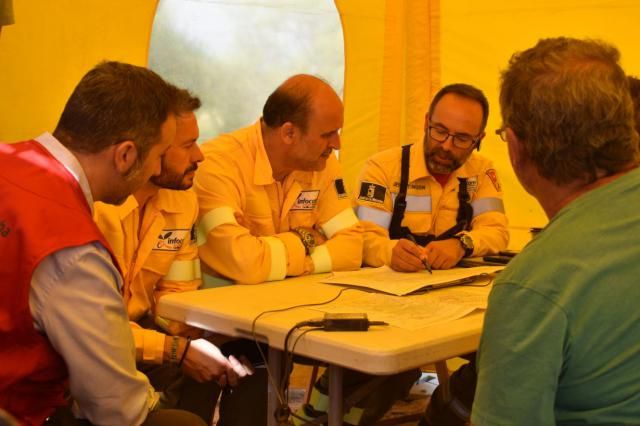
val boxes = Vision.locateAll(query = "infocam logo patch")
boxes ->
[291,190,320,211]
[154,229,189,251]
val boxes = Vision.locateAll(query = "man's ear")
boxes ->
[112,140,139,175]
[280,122,298,146]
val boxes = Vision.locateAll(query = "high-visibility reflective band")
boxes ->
[321,207,360,238]
[357,206,392,229]
[471,197,505,217]
[260,236,287,281]
[197,206,236,246]
[301,387,364,425]
[310,244,332,274]
[201,272,234,289]
[164,259,201,281]
[391,193,432,212]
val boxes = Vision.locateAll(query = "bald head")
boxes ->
[262,74,341,133]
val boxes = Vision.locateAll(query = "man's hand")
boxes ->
[424,238,465,270]
[390,238,427,272]
[218,355,254,387]
[182,339,252,385]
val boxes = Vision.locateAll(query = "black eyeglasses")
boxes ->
[428,124,481,149]
[495,126,508,142]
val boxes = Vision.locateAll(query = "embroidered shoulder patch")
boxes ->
[486,169,502,192]
[334,178,348,199]
[154,229,189,251]
[358,182,386,204]
[291,190,320,211]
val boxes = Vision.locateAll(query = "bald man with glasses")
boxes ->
[356,83,508,272]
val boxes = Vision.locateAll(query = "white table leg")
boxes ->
[328,364,343,426]
[267,347,282,426]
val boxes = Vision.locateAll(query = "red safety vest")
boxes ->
[0,140,120,426]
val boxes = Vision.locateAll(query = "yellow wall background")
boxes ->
[0,0,158,140]
[2,0,639,248]
[440,0,640,242]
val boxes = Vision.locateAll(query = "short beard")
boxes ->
[425,147,463,174]
[150,164,197,190]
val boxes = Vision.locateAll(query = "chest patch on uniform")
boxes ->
[358,182,386,204]
[334,178,348,199]
[466,176,479,194]
[486,169,501,192]
[291,190,320,211]
[154,229,189,251]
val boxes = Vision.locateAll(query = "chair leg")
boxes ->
[434,361,451,402]
[304,365,320,404]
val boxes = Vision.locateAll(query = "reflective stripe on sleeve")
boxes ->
[391,193,432,212]
[197,206,236,246]
[260,236,287,281]
[321,207,360,238]
[310,245,332,274]
[471,197,505,217]
[357,206,392,229]
[164,259,201,282]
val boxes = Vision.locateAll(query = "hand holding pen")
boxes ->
[389,234,433,273]
[406,234,433,274]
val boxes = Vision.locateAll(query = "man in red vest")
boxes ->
[0,61,244,426]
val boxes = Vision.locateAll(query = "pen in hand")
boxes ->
[405,234,433,274]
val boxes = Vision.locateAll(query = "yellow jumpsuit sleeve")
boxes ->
[130,322,165,364]
[195,148,306,284]
[311,157,363,273]
[355,154,398,267]
[465,162,509,256]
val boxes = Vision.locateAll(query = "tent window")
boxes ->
[149,0,345,141]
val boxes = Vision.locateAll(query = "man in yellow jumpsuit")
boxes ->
[357,84,508,425]
[195,75,417,425]
[94,88,251,425]
[357,83,508,271]
[194,74,362,284]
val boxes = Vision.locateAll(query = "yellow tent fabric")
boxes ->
[2,0,640,246]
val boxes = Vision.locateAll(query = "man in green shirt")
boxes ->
[472,37,640,425]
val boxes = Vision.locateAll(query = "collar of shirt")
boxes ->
[252,120,276,186]
[34,132,94,212]
[117,189,188,223]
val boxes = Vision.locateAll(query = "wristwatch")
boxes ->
[455,233,474,257]
[293,227,316,255]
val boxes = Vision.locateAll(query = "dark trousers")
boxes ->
[420,354,477,426]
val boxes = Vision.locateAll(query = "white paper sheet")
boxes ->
[313,285,492,330]
[321,265,503,296]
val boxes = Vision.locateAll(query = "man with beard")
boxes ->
[355,84,508,426]
[356,83,508,272]
[93,88,251,425]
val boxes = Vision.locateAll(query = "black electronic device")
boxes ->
[482,255,511,264]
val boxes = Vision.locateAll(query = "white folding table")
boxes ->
[156,273,485,426]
